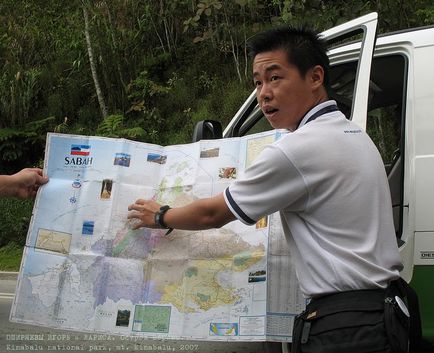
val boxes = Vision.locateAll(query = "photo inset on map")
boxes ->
[219,167,237,179]
[209,322,238,336]
[245,135,275,168]
[256,216,268,229]
[200,147,219,158]
[115,309,131,327]
[100,179,113,199]
[35,228,72,254]
[248,270,266,283]
[132,305,171,333]
[113,152,131,167]
[147,153,167,164]
[82,220,95,235]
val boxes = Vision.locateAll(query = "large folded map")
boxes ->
[10,132,305,342]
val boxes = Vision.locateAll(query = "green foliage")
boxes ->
[0,117,54,168]
[47,92,64,119]
[416,5,434,25]
[0,128,24,161]
[0,242,24,271]
[0,197,34,247]
[1,0,431,154]
[127,70,170,108]
[97,114,124,136]
[0,68,42,128]
[190,79,251,128]
[367,105,401,164]
[96,114,146,139]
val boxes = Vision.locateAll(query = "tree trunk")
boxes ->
[243,12,248,81]
[83,3,108,119]
[159,0,173,55]
[151,17,166,53]
[104,2,127,93]
[223,8,242,83]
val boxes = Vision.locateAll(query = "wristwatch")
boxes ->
[154,205,173,235]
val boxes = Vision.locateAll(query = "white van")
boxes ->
[192,12,434,346]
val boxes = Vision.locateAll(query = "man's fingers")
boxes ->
[127,211,144,230]
[22,168,48,186]
[128,203,144,212]
[22,167,39,173]
[127,210,142,219]
[29,168,43,175]
[131,222,143,230]
[35,173,49,185]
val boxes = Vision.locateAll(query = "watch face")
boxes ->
[154,211,162,228]
[157,213,164,228]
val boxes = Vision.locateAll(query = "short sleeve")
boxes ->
[224,144,309,225]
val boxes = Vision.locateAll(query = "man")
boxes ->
[0,168,48,198]
[128,27,414,352]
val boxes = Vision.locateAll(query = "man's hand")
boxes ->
[127,199,161,230]
[2,168,49,199]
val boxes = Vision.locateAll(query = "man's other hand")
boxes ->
[5,168,49,199]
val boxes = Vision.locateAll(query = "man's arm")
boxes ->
[127,193,236,231]
[0,168,48,199]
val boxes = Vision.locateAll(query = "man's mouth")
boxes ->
[264,107,279,115]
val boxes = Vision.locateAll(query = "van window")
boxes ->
[331,54,407,240]
[330,55,405,165]
[241,54,407,240]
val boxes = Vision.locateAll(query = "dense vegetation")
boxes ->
[0,0,433,258]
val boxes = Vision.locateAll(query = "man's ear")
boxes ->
[310,65,325,89]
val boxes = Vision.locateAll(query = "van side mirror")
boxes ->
[192,120,223,142]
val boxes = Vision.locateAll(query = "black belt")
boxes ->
[307,288,386,316]
[308,289,386,310]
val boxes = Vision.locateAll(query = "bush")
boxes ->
[0,197,34,247]
[0,242,24,271]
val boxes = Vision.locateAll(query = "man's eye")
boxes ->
[254,81,262,87]
[270,75,279,81]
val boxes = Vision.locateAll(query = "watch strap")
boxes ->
[154,205,173,235]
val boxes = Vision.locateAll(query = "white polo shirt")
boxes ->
[224,100,403,298]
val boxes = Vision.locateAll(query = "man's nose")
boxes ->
[258,82,272,103]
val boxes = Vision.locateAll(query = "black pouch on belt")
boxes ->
[292,289,387,353]
[384,279,410,353]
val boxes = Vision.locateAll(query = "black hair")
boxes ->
[248,26,330,88]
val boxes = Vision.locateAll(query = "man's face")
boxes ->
[253,49,318,131]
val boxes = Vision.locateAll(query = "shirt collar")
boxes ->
[297,100,338,130]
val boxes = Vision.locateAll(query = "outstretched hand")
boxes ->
[127,199,161,230]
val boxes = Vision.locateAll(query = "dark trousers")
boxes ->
[292,279,421,353]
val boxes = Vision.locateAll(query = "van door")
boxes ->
[323,12,378,129]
